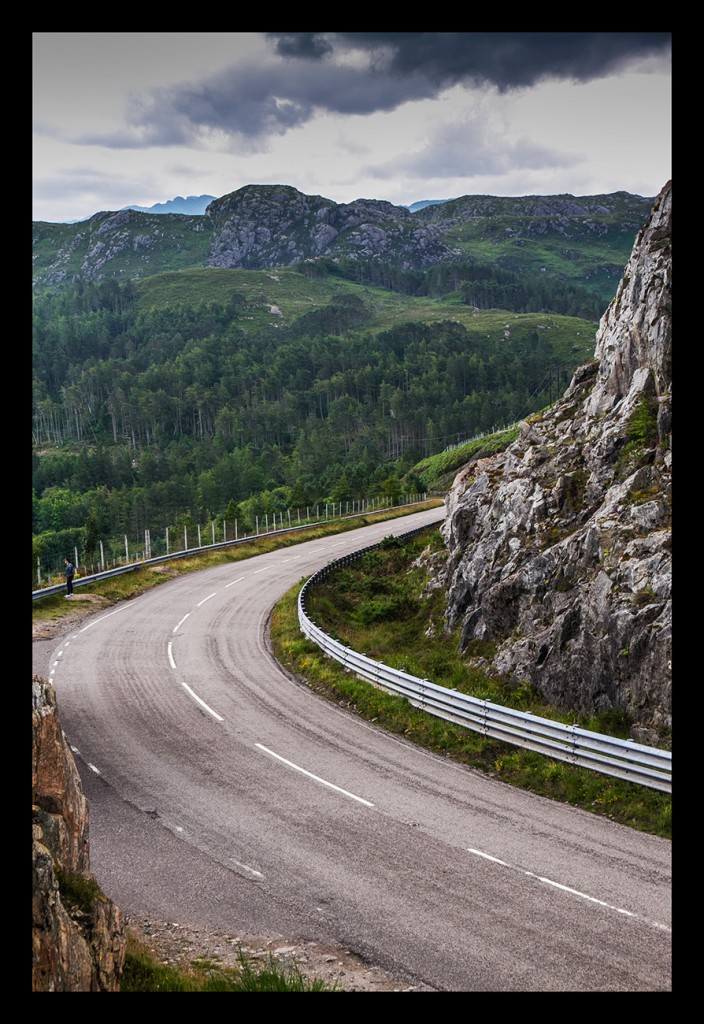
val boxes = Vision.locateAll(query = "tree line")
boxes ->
[301,257,604,319]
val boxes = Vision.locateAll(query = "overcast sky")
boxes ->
[33,32,672,224]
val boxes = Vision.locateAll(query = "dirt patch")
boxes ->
[32,593,111,641]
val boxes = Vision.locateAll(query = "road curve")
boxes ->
[43,508,671,992]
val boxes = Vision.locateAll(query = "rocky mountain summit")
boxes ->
[205,184,459,269]
[438,181,672,745]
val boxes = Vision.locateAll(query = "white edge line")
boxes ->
[231,859,264,879]
[256,743,374,807]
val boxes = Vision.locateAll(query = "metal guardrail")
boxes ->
[298,529,672,794]
[33,530,293,601]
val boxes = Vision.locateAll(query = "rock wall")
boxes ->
[439,182,672,745]
[32,676,125,991]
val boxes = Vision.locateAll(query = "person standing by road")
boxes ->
[64,557,75,597]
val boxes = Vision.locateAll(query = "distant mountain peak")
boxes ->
[122,195,216,216]
[405,199,453,213]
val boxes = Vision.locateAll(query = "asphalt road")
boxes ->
[38,508,672,992]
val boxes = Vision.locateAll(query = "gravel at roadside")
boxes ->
[125,917,436,992]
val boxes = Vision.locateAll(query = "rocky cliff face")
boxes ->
[438,182,672,745]
[32,676,125,991]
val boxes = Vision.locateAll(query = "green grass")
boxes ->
[56,869,107,915]
[121,932,339,992]
[411,423,524,490]
[131,266,597,362]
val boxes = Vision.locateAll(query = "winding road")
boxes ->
[38,508,671,991]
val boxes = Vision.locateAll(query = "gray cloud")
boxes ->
[80,56,435,150]
[71,32,672,152]
[267,32,672,89]
[370,118,581,181]
[271,33,334,59]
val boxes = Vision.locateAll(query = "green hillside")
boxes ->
[135,267,599,359]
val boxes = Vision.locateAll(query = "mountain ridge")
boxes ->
[33,184,655,305]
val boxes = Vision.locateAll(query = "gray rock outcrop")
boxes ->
[439,182,672,745]
[205,184,459,269]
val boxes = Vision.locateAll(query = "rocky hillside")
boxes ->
[32,184,654,301]
[438,181,672,745]
[32,676,125,991]
[205,184,458,269]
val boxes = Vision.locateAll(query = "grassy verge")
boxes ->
[270,528,671,841]
[121,933,339,992]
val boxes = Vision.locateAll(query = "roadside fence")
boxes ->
[33,493,429,592]
[32,495,433,601]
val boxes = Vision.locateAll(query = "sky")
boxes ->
[32,32,672,224]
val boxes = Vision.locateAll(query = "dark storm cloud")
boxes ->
[272,32,334,59]
[267,32,671,90]
[78,32,671,151]
[84,53,436,149]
